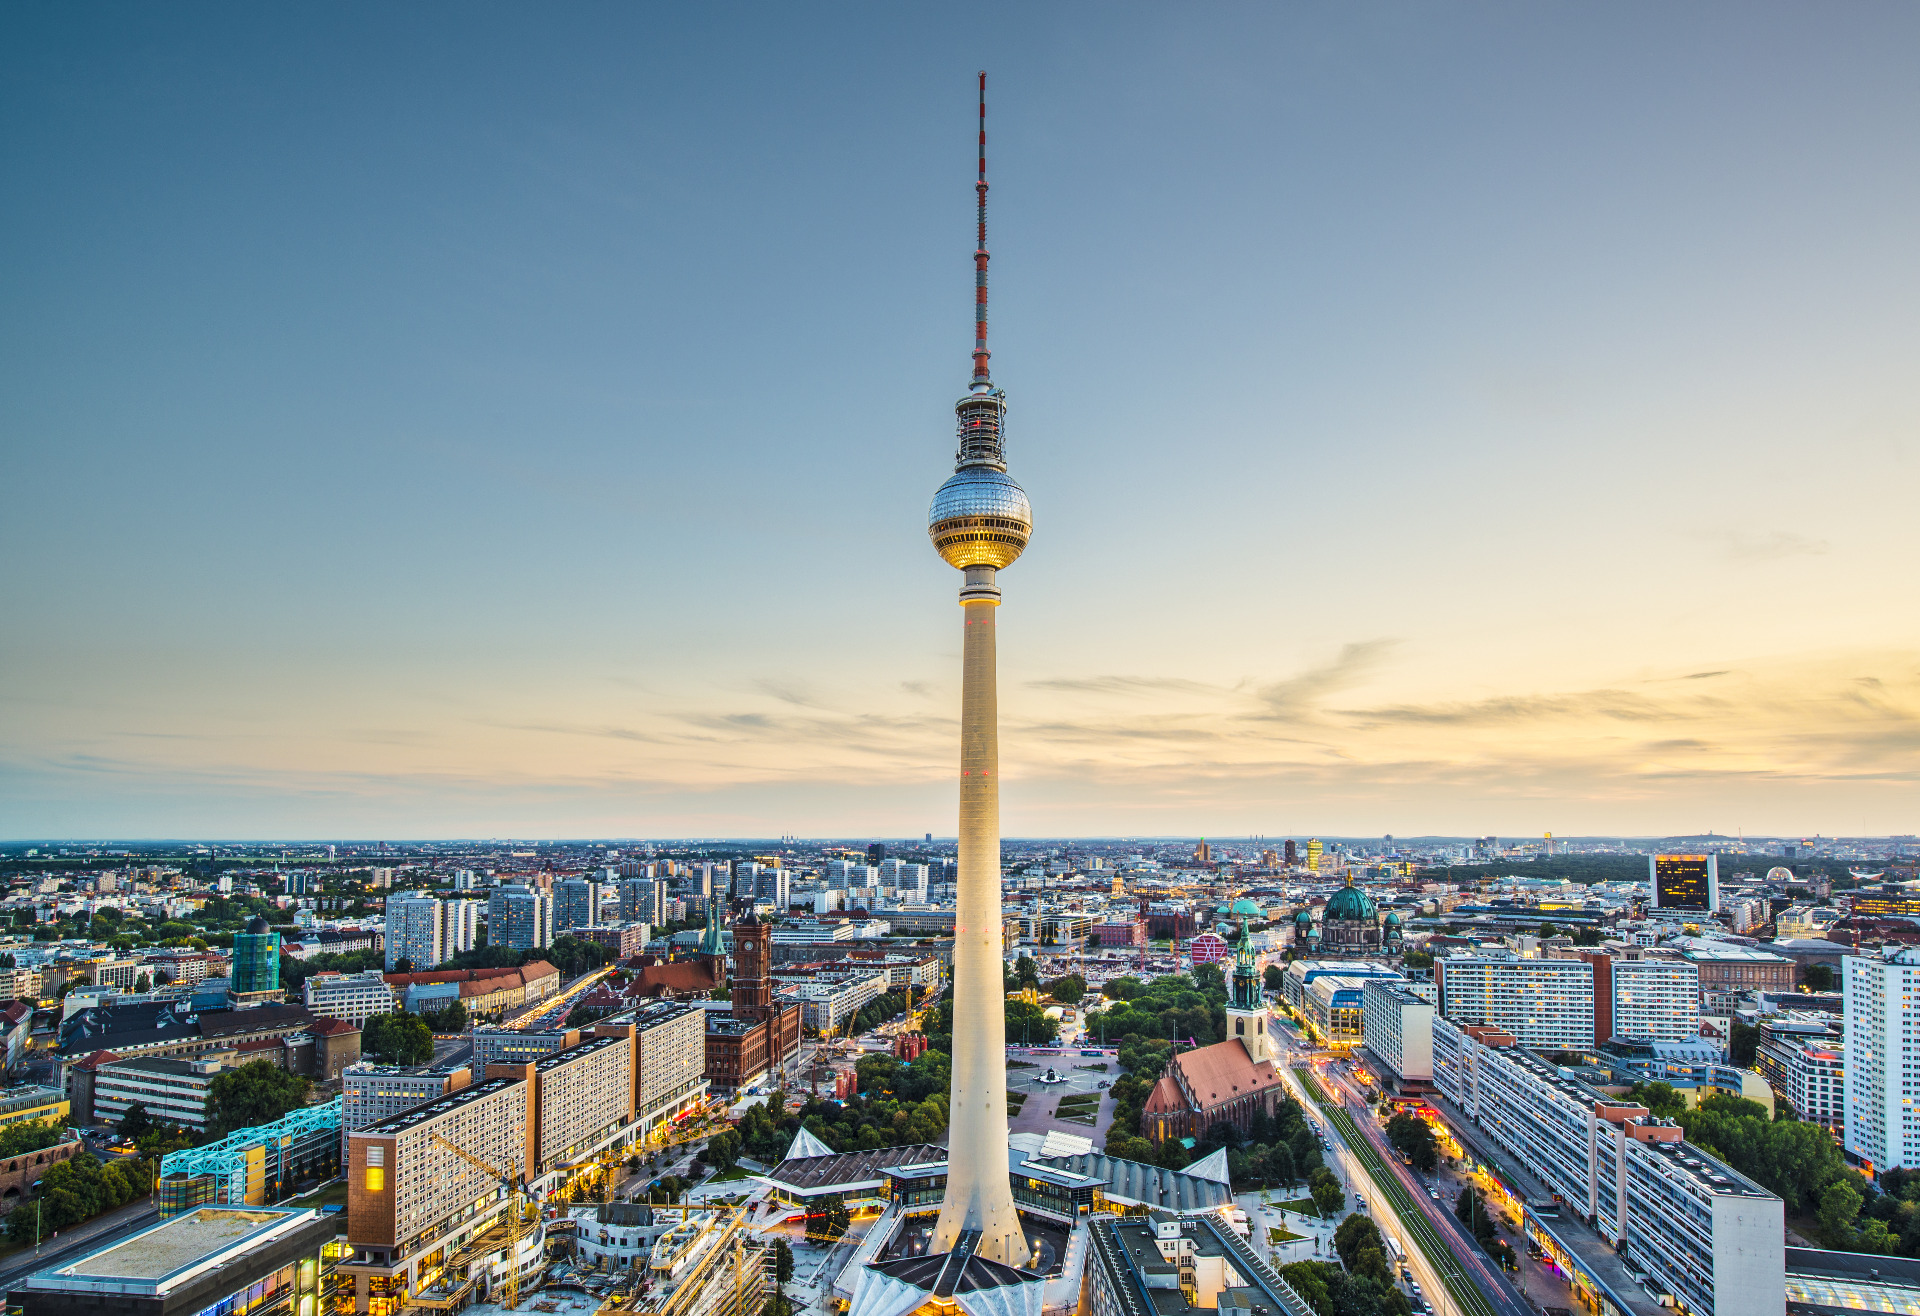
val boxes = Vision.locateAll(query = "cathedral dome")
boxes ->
[1324,880,1377,923]
[1294,909,1314,928]
[1384,910,1402,926]
[1229,898,1264,918]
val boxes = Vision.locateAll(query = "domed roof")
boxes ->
[1294,909,1315,927]
[244,916,271,934]
[1384,911,1402,925]
[1229,898,1263,917]
[1324,877,1377,923]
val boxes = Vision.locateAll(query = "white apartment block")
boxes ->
[472,1026,580,1067]
[1362,980,1436,1082]
[304,969,397,1026]
[1758,1032,1843,1135]
[1435,954,1595,1049]
[343,1063,472,1129]
[386,894,442,972]
[1608,957,1701,1045]
[1845,946,1920,1172]
[1434,1018,1783,1316]
[628,1001,709,1129]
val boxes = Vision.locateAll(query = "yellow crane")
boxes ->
[432,1133,534,1311]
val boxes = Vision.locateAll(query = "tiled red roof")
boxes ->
[1142,1073,1184,1115]
[310,1017,360,1037]
[72,1049,120,1072]
[633,960,722,998]
[1169,1040,1283,1107]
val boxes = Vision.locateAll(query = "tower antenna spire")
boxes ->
[971,70,991,390]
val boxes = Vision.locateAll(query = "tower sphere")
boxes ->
[928,465,1031,570]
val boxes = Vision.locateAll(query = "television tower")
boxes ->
[927,70,1031,1266]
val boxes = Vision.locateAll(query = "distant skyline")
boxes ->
[4,4,1917,839]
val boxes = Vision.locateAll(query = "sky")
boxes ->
[3,3,1918,841]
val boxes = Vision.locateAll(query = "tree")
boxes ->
[1816,1180,1863,1248]
[118,1103,154,1141]
[1537,922,1560,939]
[1309,1166,1343,1216]
[1044,974,1087,1004]
[1729,1021,1759,1068]
[1802,964,1836,992]
[1264,965,1284,993]
[206,1061,311,1138]
[773,1239,794,1283]
[422,1000,469,1033]
[1013,955,1040,989]
[1385,1113,1438,1172]
[1627,1081,1687,1119]
[363,1011,434,1064]
[133,972,151,994]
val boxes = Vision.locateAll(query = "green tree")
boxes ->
[362,1011,434,1064]
[1264,964,1284,993]
[207,1060,312,1138]
[1309,1166,1343,1216]
[1728,1021,1759,1068]
[1005,999,1059,1045]
[1385,1113,1438,1172]
[1802,964,1836,992]
[1013,954,1040,989]
[1816,1180,1863,1248]
[0,1119,64,1158]
[118,1102,154,1141]
[1627,1081,1687,1119]
[773,1239,794,1283]
[1044,974,1087,1004]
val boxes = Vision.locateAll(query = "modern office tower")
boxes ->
[1650,853,1719,913]
[1433,953,1596,1049]
[922,73,1030,1267]
[489,884,552,950]
[878,858,907,890]
[229,917,280,999]
[387,893,445,971]
[1284,839,1298,866]
[866,843,886,866]
[1362,980,1436,1084]
[1583,951,1699,1044]
[691,862,717,899]
[1305,838,1323,871]
[452,868,480,891]
[733,861,759,900]
[1434,1019,1783,1316]
[555,878,598,931]
[1845,945,1920,1172]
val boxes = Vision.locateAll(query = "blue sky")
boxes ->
[4,4,1917,839]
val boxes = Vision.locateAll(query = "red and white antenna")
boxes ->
[971,70,991,390]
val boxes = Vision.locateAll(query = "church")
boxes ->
[1142,924,1288,1145]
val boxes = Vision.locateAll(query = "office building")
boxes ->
[488,885,552,950]
[1435,1018,1783,1316]
[7,1206,339,1316]
[303,969,397,1027]
[473,1026,586,1067]
[1682,944,1797,1013]
[1080,1213,1314,1316]
[1362,980,1436,1085]
[1845,946,1920,1173]
[343,1063,473,1130]
[92,1056,228,1131]
[757,867,791,910]
[1757,1018,1843,1135]
[1434,953,1595,1049]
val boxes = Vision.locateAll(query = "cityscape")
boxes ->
[3,15,1917,1316]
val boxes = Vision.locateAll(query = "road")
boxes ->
[504,967,614,1029]
[1274,1019,1532,1316]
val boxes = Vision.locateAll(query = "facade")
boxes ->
[619,878,668,926]
[488,886,552,951]
[1434,1018,1783,1316]
[1434,954,1596,1050]
[620,1000,709,1130]
[1082,1214,1314,1316]
[702,917,802,1095]
[93,1056,226,1131]
[343,1064,472,1130]
[157,1100,342,1212]
[1845,946,1920,1173]
[473,1026,584,1067]
[1362,980,1436,1084]
[1318,873,1386,956]
[1279,960,1401,1013]
[573,923,649,959]
[7,1206,338,1316]
[1757,1028,1843,1135]
[303,970,397,1027]
[554,878,600,932]
[785,968,891,1033]
[1303,975,1372,1043]
[1585,952,1700,1045]
[526,1035,635,1169]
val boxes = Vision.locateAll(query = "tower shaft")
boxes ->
[932,591,1023,1264]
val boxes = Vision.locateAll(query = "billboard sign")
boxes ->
[1189,932,1230,965]
[1650,854,1718,912]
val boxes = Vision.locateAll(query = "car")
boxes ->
[1429,1189,1441,1200]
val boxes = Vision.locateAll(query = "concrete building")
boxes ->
[1434,1018,1784,1316]
[1756,1014,1843,1134]
[1081,1212,1314,1316]
[1589,952,1700,1045]
[572,923,650,959]
[554,878,600,932]
[1434,953,1596,1050]
[1683,944,1797,1013]
[92,1056,227,1131]
[1845,945,1920,1173]
[7,1205,338,1316]
[1362,980,1436,1086]
[472,1027,584,1068]
[385,896,482,972]
[343,1063,472,1130]
[619,878,668,926]
[488,886,552,951]
[303,970,396,1027]
[615,1000,709,1132]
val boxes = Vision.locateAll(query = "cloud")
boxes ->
[1708,530,1832,561]
[1027,675,1230,698]
[1253,640,1398,720]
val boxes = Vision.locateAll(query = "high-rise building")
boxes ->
[555,878,599,931]
[865,843,886,866]
[387,894,444,972]
[1581,951,1699,1045]
[1845,945,1920,1172]
[1433,953,1595,1050]
[441,898,481,958]
[920,72,1031,1268]
[1362,980,1436,1084]
[489,885,552,951]
[619,877,667,925]
[757,867,790,910]
[1305,838,1323,871]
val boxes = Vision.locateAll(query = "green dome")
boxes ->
[1294,909,1315,928]
[1230,898,1264,917]
[1384,911,1402,925]
[1324,880,1377,922]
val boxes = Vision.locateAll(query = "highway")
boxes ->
[1275,1018,1532,1316]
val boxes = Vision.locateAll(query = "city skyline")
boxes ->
[4,5,1918,840]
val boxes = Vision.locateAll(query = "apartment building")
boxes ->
[1756,1025,1843,1135]
[524,1034,634,1169]
[1434,1018,1783,1316]
[554,878,600,932]
[623,1001,709,1130]
[303,970,397,1027]
[342,1063,472,1130]
[780,968,890,1033]
[1434,953,1595,1049]
[1845,946,1920,1172]
[1361,980,1436,1084]
[1602,954,1700,1045]
[619,878,668,926]
[93,1056,227,1131]
[472,1026,582,1067]
[488,886,552,951]
[384,896,483,972]
[573,923,649,959]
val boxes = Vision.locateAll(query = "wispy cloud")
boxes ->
[1256,640,1398,720]
[1706,529,1832,561]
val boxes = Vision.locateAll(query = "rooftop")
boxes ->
[356,1075,521,1136]
[28,1207,323,1295]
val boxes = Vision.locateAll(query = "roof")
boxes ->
[637,960,724,998]
[1169,1039,1284,1108]
[26,1206,328,1296]
[760,1142,947,1193]
[199,1004,314,1037]
[72,1049,121,1072]
[1033,1152,1233,1212]
[311,1017,360,1037]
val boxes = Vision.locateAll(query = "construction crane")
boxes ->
[432,1133,534,1311]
